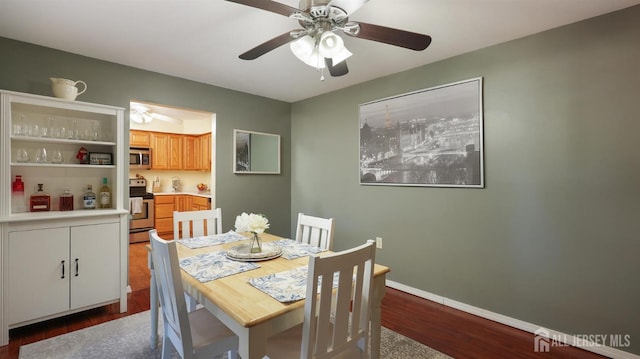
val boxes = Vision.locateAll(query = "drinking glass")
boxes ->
[40,117,51,137]
[35,147,48,163]
[16,148,30,163]
[28,123,39,137]
[51,149,64,164]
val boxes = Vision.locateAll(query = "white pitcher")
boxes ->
[50,77,87,100]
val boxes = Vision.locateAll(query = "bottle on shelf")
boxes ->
[99,177,112,209]
[11,175,26,213]
[29,184,51,212]
[59,187,74,211]
[82,184,96,210]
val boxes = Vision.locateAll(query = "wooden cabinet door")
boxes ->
[130,130,151,147]
[168,134,183,169]
[183,135,201,170]
[175,195,193,212]
[200,133,212,170]
[8,228,70,325]
[70,222,120,310]
[155,195,175,238]
[151,132,170,169]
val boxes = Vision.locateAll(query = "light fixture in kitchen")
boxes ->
[130,102,182,124]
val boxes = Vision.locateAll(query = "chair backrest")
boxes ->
[301,240,376,359]
[174,208,222,240]
[295,213,335,251]
[149,229,193,358]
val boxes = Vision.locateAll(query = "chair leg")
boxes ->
[161,328,172,359]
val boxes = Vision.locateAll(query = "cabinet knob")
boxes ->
[61,260,65,279]
[75,258,79,277]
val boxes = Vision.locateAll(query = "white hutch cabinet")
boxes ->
[0,90,128,345]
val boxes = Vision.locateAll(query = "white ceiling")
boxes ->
[1,0,639,103]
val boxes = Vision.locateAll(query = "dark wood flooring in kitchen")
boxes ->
[0,242,606,359]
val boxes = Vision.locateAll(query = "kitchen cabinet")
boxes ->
[154,195,175,239]
[130,129,150,147]
[175,195,193,212]
[0,90,128,345]
[138,130,211,170]
[200,132,212,171]
[192,196,211,211]
[8,221,120,325]
[151,132,183,170]
[183,135,201,170]
[154,194,211,239]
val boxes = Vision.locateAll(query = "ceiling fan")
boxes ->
[130,102,183,125]
[226,0,432,78]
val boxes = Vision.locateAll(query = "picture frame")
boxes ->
[89,152,113,165]
[359,77,484,188]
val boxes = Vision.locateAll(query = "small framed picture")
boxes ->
[89,152,112,165]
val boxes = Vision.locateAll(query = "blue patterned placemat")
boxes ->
[269,238,326,260]
[180,251,259,282]
[249,266,340,303]
[178,230,248,249]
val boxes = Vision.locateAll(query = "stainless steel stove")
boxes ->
[129,178,155,243]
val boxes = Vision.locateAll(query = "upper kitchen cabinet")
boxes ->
[151,132,183,170]
[130,129,150,147]
[142,130,211,171]
[183,135,201,170]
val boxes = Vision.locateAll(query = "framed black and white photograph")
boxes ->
[234,130,251,172]
[359,77,484,188]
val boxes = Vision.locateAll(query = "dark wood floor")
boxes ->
[0,242,606,359]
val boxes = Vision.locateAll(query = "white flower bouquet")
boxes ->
[235,212,270,253]
[234,212,270,234]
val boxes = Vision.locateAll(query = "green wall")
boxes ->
[0,37,292,235]
[291,5,640,355]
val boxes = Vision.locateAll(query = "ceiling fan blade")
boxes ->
[325,58,349,77]
[239,31,295,60]
[348,22,432,51]
[225,0,300,17]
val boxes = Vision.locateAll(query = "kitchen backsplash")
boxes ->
[129,170,211,194]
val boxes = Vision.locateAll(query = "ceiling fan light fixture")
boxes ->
[330,45,352,65]
[130,112,143,123]
[318,31,344,58]
[290,35,315,61]
[290,35,326,69]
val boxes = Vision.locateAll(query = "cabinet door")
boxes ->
[168,134,183,169]
[176,195,193,212]
[200,133,212,170]
[151,133,170,169]
[70,222,120,309]
[8,228,70,325]
[183,135,201,170]
[130,130,151,147]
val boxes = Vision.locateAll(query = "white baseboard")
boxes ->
[386,280,639,359]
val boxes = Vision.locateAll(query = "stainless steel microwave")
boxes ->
[130,147,151,169]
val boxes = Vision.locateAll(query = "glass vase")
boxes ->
[250,232,262,253]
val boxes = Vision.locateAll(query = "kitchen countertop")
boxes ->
[153,192,212,199]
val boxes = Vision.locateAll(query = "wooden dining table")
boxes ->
[147,232,390,359]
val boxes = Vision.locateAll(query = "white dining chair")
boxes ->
[295,213,336,251]
[173,208,223,240]
[149,229,238,359]
[173,208,223,311]
[265,239,377,359]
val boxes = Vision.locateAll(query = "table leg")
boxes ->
[239,325,268,359]
[370,274,387,359]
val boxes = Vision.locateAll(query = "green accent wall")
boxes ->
[291,5,639,355]
[0,37,292,235]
